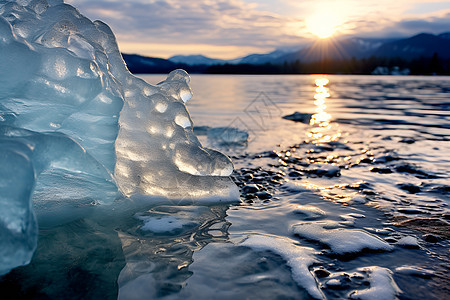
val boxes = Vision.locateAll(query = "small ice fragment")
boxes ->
[283,181,319,192]
[396,236,420,248]
[349,267,401,300]
[293,205,326,220]
[351,195,367,204]
[140,215,183,233]
[364,227,393,235]
[395,266,433,278]
[326,278,342,287]
[240,235,323,299]
[292,223,394,255]
[347,213,365,218]
[282,112,312,123]
[207,127,249,144]
[136,206,209,233]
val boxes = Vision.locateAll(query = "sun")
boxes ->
[305,10,344,39]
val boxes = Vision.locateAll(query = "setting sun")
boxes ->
[305,10,344,39]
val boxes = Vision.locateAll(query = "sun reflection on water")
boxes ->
[307,77,340,143]
[311,78,331,126]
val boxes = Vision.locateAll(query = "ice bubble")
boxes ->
[291,223,394,255]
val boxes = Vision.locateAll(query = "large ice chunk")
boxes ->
[0,0,237,276]
[114,69,237,200]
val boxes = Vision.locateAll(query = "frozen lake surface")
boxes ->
[2,74,449,299]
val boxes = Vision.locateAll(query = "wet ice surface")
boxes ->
[174,75,449,299]
[2,74,449,299]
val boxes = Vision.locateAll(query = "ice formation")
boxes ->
[396,236,420,248]
[293,205,326,220]
[0,0,236,276]
[394,265,434,277]
[115,71,236,199]
[291,223,394,255]
[349,267,401,300]
[194,126,249,145]
[241,235,323,299]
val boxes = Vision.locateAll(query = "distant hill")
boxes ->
[278,38,389,63]
[122,54,178,73]
[121,32,450,74]
[275,33,450,63]
[438,32,450,39]
[169,55,227,66]
[237,50,292,65]
[168,51,292,65]
[374,33,450,59]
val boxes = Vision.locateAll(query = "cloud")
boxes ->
[396,12,450,34]
[351,11,450,38]
[67,0,450,58]
[68,0,306,58]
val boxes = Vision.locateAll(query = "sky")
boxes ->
[66,0,450,59]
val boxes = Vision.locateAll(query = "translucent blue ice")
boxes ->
[0,0,237,276]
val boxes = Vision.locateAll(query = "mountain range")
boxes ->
[122,32,450,74]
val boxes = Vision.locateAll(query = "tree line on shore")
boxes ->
[203,54,448,75]
[123,53,449,75]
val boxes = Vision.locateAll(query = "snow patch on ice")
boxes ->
[349,266,401,300]
[283,181,320,192]
[240,235,324,299]
[291,223,394,255]
[396,236,420,248]
[395,265,433,277]
[293,205,326,220]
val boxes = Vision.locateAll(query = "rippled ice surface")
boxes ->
[2,75,449,299]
